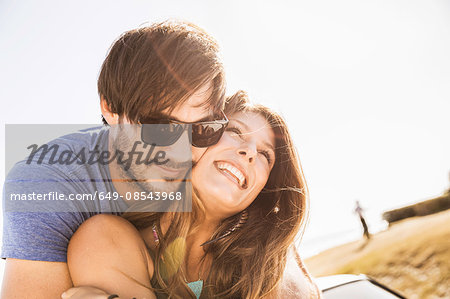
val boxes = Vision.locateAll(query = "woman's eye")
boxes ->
[259,150,272,164]
[226,126,243,137]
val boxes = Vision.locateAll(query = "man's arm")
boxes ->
[1,259,73,299]
[1,161,86,298]
[0,210,81,299]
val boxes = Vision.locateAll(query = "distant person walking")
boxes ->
[354,200,370,240]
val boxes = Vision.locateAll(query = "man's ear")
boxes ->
[100,96,119,125]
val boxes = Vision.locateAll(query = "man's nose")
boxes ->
[165,129,192,165]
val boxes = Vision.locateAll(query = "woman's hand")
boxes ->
[61,286,113,299]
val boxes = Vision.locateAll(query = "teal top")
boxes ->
[149,267,204,299]
[187,280,203,299]
[148,249,204,299]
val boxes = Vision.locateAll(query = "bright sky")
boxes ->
[1,0,449,264]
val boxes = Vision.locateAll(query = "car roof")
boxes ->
[315,274,368,291]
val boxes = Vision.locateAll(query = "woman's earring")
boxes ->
[273,201,280,214]
[201,210,248,246]
[231,209,249,231]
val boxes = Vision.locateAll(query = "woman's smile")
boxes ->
[214,160,248,189]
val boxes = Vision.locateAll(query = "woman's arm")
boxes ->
[265,247,322,298]
[283,247,322,298]
[66,214,156,299]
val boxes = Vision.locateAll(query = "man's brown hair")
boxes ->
[98,20,226,124]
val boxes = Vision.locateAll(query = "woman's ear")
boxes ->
[100,96,119,125]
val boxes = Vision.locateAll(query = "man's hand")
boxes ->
[61,286,110,299]
[1,258,73,299]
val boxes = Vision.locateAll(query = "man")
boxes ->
[1,20,226,299]
[354,200,370,240]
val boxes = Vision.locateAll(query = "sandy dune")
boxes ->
[305,209,450,298]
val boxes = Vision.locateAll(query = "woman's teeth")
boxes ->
[217,162,246,188]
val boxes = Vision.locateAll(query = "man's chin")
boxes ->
[140,180,183,194]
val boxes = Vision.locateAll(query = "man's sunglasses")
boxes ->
[140,111,229,148]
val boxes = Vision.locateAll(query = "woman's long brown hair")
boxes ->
[122,90,315,298]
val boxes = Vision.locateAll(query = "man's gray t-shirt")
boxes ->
[2,126,128,262]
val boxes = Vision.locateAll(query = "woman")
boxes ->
[63,91,320,298]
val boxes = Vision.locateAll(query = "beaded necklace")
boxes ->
[151,223,203,299]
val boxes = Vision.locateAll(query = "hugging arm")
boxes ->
[1,210,78,299]
[66,214,156,299]
[1,259,73,299]
[1,162,95,299]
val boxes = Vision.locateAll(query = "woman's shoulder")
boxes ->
[68,214,155,281]
[70,214,145,247]
[67,214,158,298]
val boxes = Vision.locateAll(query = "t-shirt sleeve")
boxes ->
[2,161,85,262]
[1,211,82,262]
